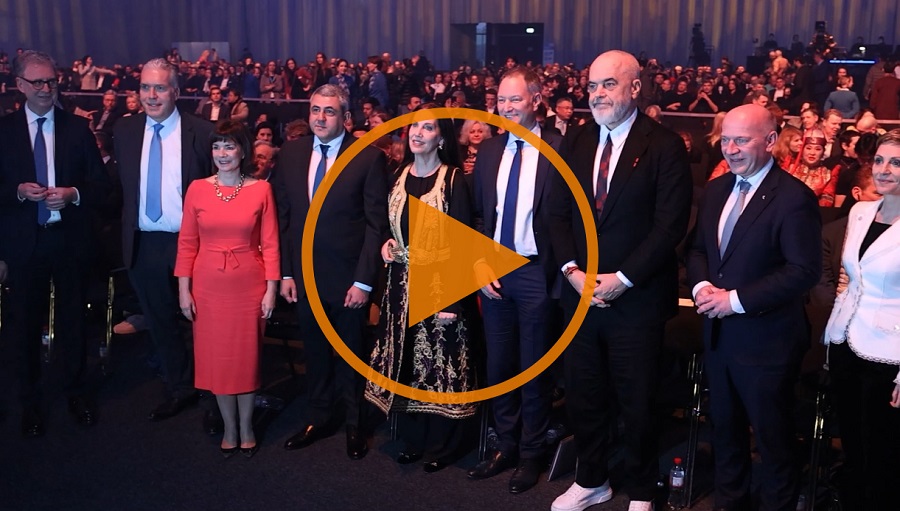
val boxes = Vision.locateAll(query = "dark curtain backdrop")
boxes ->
[1,0,896,69]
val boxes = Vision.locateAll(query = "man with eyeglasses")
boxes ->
[0,50,110,437]
[113,58,218,430]
[274,84,388,460]
[548,50,692,511]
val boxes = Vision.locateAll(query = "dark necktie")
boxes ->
[33,117,50,225]
[146,123,164,222]
[499,140,524,250]
[594,134,613,221]
[312,144,330,197]
[720,180,751,256]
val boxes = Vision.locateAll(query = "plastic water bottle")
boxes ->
[667,457,685,509]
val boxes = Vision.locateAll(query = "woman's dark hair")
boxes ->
[210,120,254,175]
[401,103,462,169]
[856,132,880,163]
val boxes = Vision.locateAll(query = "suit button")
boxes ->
[717,273,723,278]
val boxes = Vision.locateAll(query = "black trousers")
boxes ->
[128,231,194,399]
[830,340,900,509]
[563,305,662,502]
[398,412,466,463]
[295,294,367,428]
[480,263,553,459]
[3,226,86,406]
[705,343,802,511]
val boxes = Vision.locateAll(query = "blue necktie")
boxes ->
[146,123,164,222]
[311,144,330,197]
[33,117,51,225]
[499,140,524,251]
[720,180,751,256]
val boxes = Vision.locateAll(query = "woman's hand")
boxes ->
[381,239,398,263]
[179,291,196,322]
[891,383,900,409]
[436,312,457,326]
[261,289,276,319]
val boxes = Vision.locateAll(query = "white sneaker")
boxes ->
[627,501,654,511]
[550,480,614,511]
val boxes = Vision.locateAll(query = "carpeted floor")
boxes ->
[1,309,726,511]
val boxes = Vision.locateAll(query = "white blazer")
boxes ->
[825,200,900,380]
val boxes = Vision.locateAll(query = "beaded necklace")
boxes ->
[214,173,244,202]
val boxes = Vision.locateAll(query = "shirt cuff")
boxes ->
[353,282,373,293]
[282,276,293,280]
[72,187,81,206]
[561,260,577,273]
[616,271,634,288]
[729,290,745,314]
[692,281,712,300]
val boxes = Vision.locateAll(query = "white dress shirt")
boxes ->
[494,124,541,257]
[25,106,62,224]
[138,109,184,232]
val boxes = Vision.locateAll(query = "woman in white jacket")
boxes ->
[824,129,900,509]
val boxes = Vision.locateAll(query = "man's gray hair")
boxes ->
[143,58,179,89]
[14,50,56,77]
[311,84,350,115]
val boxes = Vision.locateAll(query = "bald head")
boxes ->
[587,50,641,129]
[721,105,777,178]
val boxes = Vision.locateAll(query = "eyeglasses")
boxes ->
[18,76,59,90]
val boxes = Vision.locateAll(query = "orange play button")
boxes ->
[406,195,530,327]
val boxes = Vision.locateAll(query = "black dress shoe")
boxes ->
[346,425,368,460]
[241,444,260,458]
[423,460,449,473]
[220,445,238,459]
[283,424,329,451]
[22,408,44,438]
[148,394,198,421]
[467,450,518,480]
[67,397,96,426]
[508,458,543,494]
[203,409,224,436]
[397,451,423,464]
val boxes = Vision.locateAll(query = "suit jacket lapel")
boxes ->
[12,110,35,180]
[53,108,68,183]
[860,203,900,263]
[533,131,554,212]
[180,114,195,195]
[599,114,650,227]
[297,138,315,212]
[576,123,599,228]
[720,166,780,263]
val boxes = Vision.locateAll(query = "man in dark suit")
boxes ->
[687,104,822,511]
[90,89,121,135]
[113,58,215,425]
[199,85,230,123]
[275,84,388,460]
[548,50,692,511]
[0,50,110,437]
[545,97,583,137]
[467,67,562,494]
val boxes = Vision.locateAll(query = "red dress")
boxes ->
[174,179,280,394]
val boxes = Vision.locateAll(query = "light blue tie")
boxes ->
[146,123,164,222]
[720,180,751,256]
[33,117,51,225]
[311,144,330,197]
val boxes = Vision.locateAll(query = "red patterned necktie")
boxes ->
[594,134,613,220]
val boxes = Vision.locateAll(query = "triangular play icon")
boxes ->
[406,195,530,327]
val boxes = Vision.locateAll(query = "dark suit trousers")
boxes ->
[706,339,801,511]
[295,294,366,428]
[4,227,86,406]
[563,305,662,502]
[128,231,194,398]
[481,263,552,459]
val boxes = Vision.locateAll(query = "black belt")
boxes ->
[39,221,62,229]
[524,255,540,264]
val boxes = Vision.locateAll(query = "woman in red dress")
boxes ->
[175,120,280,458]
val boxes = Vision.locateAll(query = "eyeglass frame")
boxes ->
[17,75,60,90]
